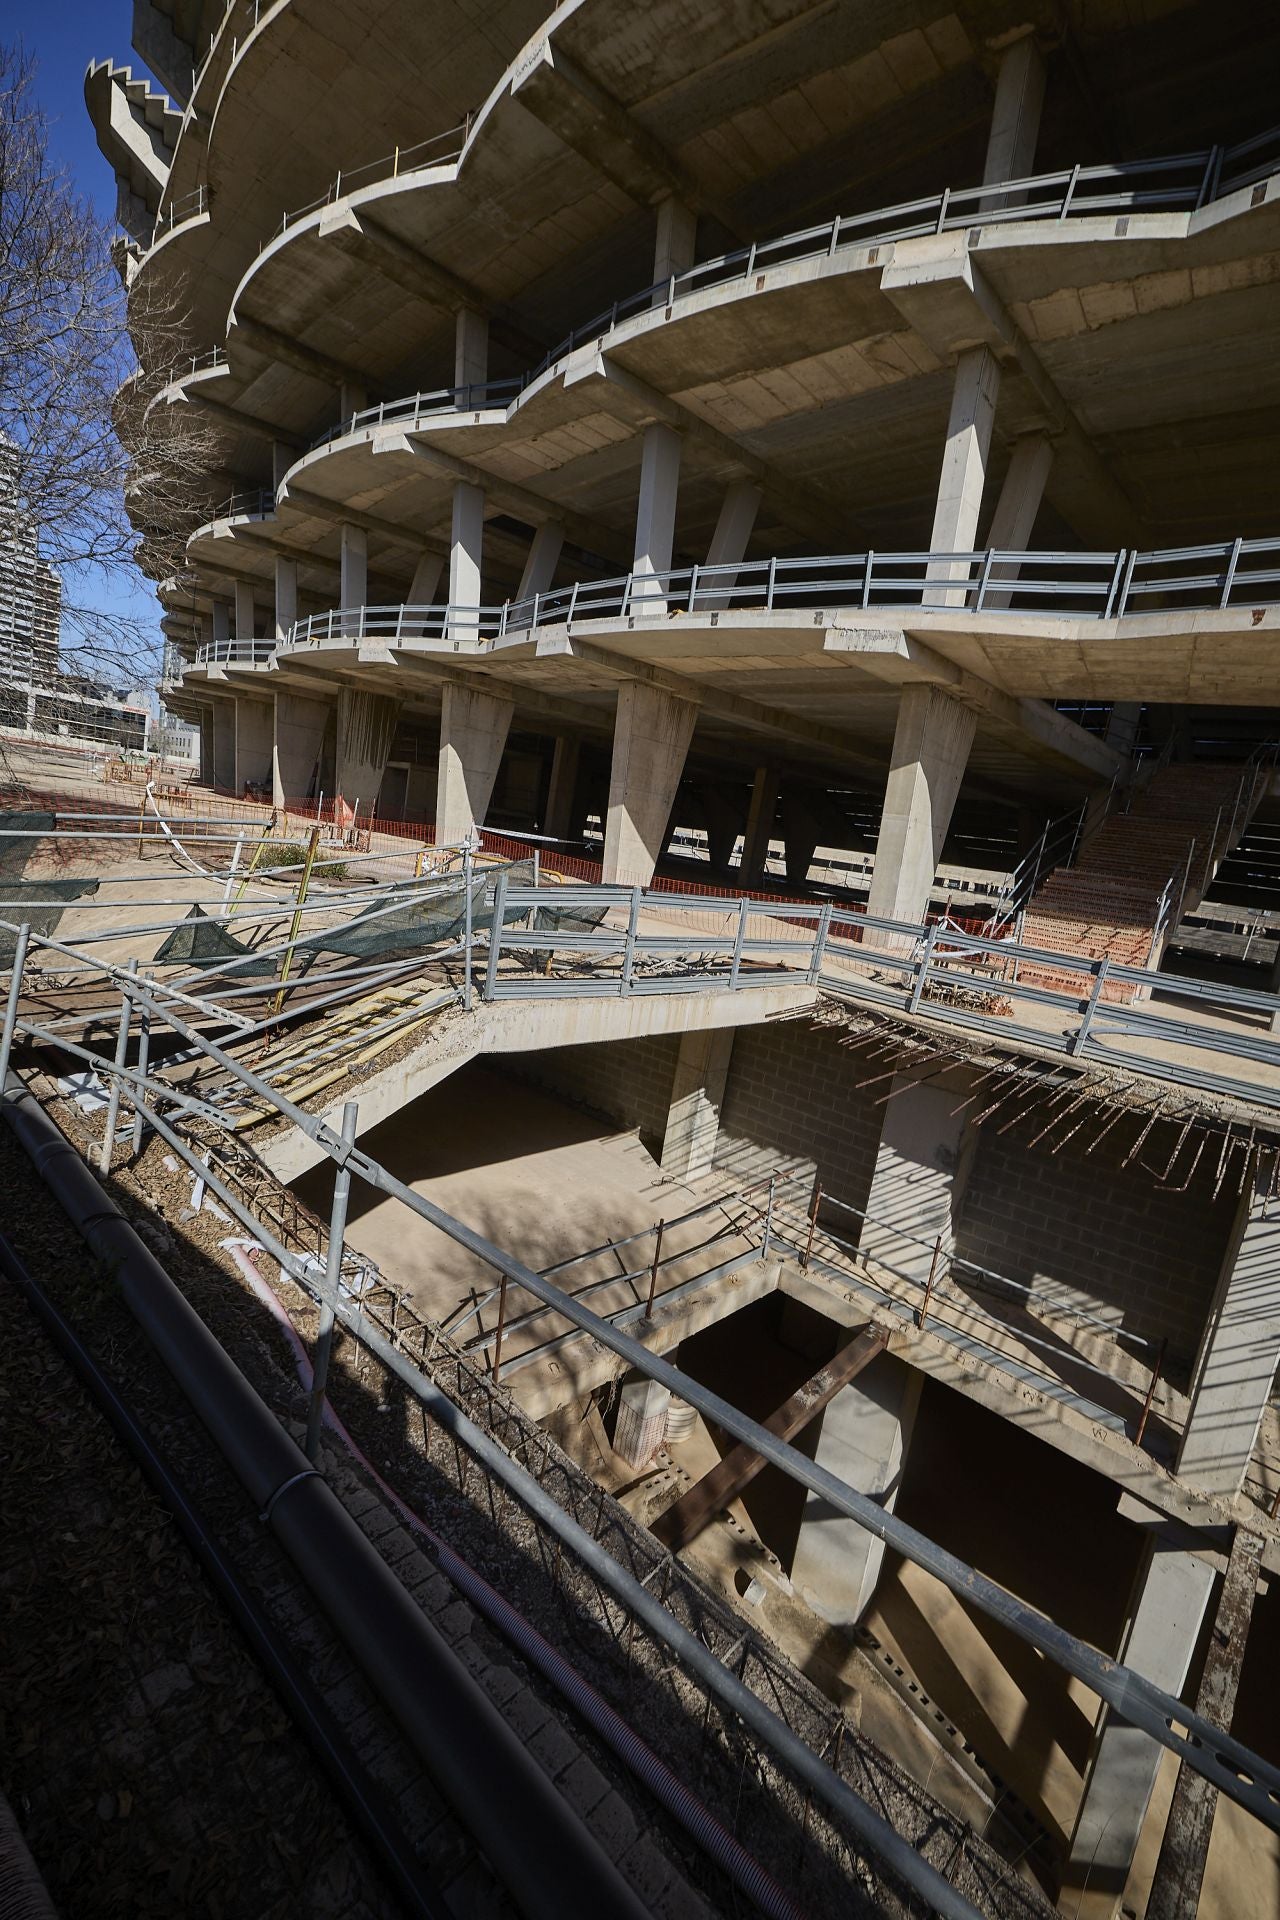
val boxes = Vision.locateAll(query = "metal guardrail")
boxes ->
[207,487,275,522]
[260,120,471,255]
[195,638,278,667]
[271,537,1280,658]
[151,185,209,246]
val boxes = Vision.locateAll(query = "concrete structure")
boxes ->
[87,3,1280,1913]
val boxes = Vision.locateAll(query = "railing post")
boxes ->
[1058,162,1080,221]
[131,987,152,1156]
[729,897,749,990]
[761,1173,775,1260]
[463,838,476,1009]
[862,550,874,608]
[918,1233,944,1330]
[802,1178,822,1270]
[1069,955,1111,1056]
[620,886,642,993]
[974,547,996,611]
[766,556,777,610]
[483,860,506,1002]
[1115,548,1139,618]
[1219,534,1243,609]
[1134,1336,1168,1452]
[1195,144,1222,211]
[908,920,940,1012]
[100,958,139,1176]
[644,1219,665,1320]
[305,1100,358,1461]
[808,901,833,984]
[566,580,580,626]
[0,922,31,1092]
[491,1273,510,1386]
[1102,550,1128,620]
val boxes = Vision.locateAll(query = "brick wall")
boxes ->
[713,1018,883,1206]
[954,1113,1237,1378]
[504,1033,682,1145]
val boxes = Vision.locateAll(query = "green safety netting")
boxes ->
[0,812,100,959]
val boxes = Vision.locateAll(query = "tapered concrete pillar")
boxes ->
[632,425,682,615]
[436,682,514,843]
[211,601,230,651]
[983,432,1053,607]
[449,482,485,638]
[701,783,743,873]
[274,555,298,642]
[1176,1158,1280,1498]
[272,690,330,808]
[517,522,564,602]
[272,440,292,490]
[653,195,696,287]
[544,734,581,841]
[338,380,367,424]
[340,523,367,611]
[661,1028,735,1181]
[693,481,762,608]
[859,1076,975,1286]
[211,701,236,790]
[866,686,976,929]
[234,695,274,790]
[454,307,489,393]
[791,1352,922,1625]
[781,791,822,888]
[1062,1535,1216,1919]
[983,32,1047,187]
[198,709,214,786]
[404,550,444,639]
[336,687,401,816]
[742,765,779,884]
[1104,702,1141,757]
[233,580,255,642]
[603,681,697,885]
[927,347,1002,604]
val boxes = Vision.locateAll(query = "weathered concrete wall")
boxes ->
[506,1033,682,1144]
[953,1112,1239,1378]
[712,1018,882,1204]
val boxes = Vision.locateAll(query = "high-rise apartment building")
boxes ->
[85,5,1280,1915]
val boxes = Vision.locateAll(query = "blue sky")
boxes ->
[14,1,164,680]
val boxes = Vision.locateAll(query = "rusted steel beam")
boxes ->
[653,1325,888,1551]
[1146,1524,1265,1920]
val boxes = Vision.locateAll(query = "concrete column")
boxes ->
[340,523,368,612]
[781,791,823,888]
[693,480,762,608]
[791,1351,923,1625]
[1062,1535,1216,1918]
[454,307,489,393]
[198,709,214,785]
[409,551,444,605]
[741,765,779,884]
[272,441,293,490]
[982,32,1047,187]
[603,681,697,885]
[653,195,697,288]
[338,380,367,424]
[274,555,298,643]
[272,690,331,808]
[1104,702,1142,758]
[866,686,977,928]
[211,701,236,790]
[517,522,565,602]
[859,1076,975,1286]
[927,346,1002,604]
[234,695,274,791]
[701,783,743,873]
[234,580,256,642]
[615,1380,670,1469]
[661,1028,735,1181]
[336,687,402,816]
[449,482,485,638]
[211,601,230,651]
[1175,1158,1280,1499]
[632,424,682,615]
[544,734,581,841]
[983,432,1054,607]
[436,682,514,843]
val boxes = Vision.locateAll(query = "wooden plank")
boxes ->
[1145,1523,1265,1920]
[653,1325,888,1551]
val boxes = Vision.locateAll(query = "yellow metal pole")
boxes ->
[227,809,278,919]
[270,825,320,1016]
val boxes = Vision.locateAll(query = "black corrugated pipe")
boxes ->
[0,1084,651,1920]
[0,1230,450,1920]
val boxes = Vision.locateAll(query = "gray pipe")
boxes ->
[0,1082,650,1920]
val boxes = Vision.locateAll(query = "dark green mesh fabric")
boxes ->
[151,904,279,976]
[0,813,100,958]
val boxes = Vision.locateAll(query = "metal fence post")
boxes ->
[0,922,31,1091]
[809,901,834,984]
[729,897,749,990]
[483,863,507,1003]
[131,987,152,1156]
[908,920,940,1012]
[620,886,642,993]
[100,958,138,1175]
[761,1174,775,1261]
[463,838,475,1009]
[644,1219,665,1320]
[1069,956,1111,1056]
[305,1101,358,1461]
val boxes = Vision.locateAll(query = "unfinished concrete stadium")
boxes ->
[2,2,1276,1916]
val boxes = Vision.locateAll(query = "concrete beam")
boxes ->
[865,685,976,927]
[661,1027,735,1182]
[604,680,697,885]
[511,39,691,210]
[454,308,489,390]
[437,682,514,842]
[1176,1158,1280,1500]
[179,387,305,449]
[983,431,1054,608]
[982,33,1047,187]
[399,433,625,563]
[693,480,761,607]
[1063,1535,1216,1919]
[230,313,370,393]
[633,424,682,615]
[278,484,438,557]
[517,522,565,601]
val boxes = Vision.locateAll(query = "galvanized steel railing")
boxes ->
[150,184,209,245]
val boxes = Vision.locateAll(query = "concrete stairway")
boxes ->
[1019,763,1265,999]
